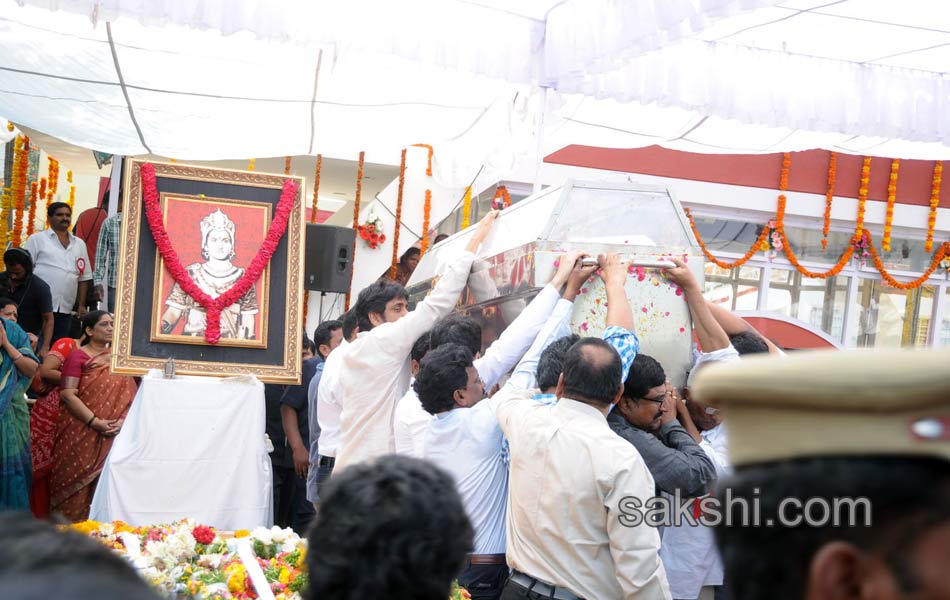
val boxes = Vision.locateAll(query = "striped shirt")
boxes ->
[93,213,121,288]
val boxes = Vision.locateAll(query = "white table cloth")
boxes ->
[91,371,272,529]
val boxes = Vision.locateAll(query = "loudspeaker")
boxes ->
[304,224,355,293]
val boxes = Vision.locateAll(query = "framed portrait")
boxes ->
[113,160,305,383]
[151,193,272,348]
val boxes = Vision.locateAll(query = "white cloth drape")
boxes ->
[90,371,273,529]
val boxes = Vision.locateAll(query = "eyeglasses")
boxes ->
[641,394,666,405]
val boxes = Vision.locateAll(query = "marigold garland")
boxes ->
[864,230,950,290]
[26,181,38,236]
[460,186,473,229]
[284,156,292,175]
[67,185,76,211]
[855,156,871,238]
[491,185,511,210]
[310,154,322,224]
[926,161,942,252]
[882,159,900,252]
[10,135,29,247]
[344,151,365,311]
[411,143,434,176]
[0,190,9,268]
[420,189,432,255]
[775,194,854,279]
[5,121,12,132]
[821,152,837,251]
[390,149,407,281]
[686,207,770,270]
[247,159,256,172]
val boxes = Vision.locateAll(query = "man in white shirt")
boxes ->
[393,251,586,459]
[412,254,595,600]
[392,332,433,458]
[24,202,92,343]
[308,309,359,506]
[334,211,498,471]
[496,255,671,600]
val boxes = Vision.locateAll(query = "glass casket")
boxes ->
[407,180,704,387]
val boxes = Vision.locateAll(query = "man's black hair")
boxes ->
[623,353,666,402]
[353,280,408,332]
[302,336,316,356]
[536,334,580,392]
[400,247,421,265]
[0,513,156,589]
[3,248,32,274]
[340,308,359,341]
[413,343,473,415]
[560,338,622,407]
[47,201,71,219]
[715,456,950,600]
[306,455,474,600]
[411,331,431,364]
[313,319,343,358]
[0,572,165,600]
[729,331,770,356]
[429,314,481,357]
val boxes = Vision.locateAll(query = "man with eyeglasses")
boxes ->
[609,353,716,499]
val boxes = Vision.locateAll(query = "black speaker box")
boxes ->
[304,224,355,293]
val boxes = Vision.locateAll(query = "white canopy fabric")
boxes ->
[3,0,950,183]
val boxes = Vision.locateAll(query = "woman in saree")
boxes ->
[49,311,137,522]
[28,334,83,517]
[0,316,39,509]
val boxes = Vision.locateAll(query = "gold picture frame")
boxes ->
[112,159,305,384]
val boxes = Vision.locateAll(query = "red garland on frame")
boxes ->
[140,162,297,345]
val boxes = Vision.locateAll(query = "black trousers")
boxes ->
[459,564,508,600]
[272,464,296,529]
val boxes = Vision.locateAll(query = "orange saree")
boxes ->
[49,347,137,522]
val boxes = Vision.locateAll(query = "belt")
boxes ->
[466,553,506,566]
[509,570,583,600]
[317,455,336,468]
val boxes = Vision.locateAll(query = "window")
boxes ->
[703,263,760,311]
[849,280,935,348]
[767,270,849,340]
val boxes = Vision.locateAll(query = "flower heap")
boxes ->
[357,210,386,249]
[71,519,471,600]
[70,519,308,600]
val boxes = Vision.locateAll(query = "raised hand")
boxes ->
[466,210,499,252]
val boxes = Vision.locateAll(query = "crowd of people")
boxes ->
[0,200,135,521]
[2,204,948,600]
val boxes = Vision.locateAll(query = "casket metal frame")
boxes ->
[406,180,705,388]
[112,159,306,384]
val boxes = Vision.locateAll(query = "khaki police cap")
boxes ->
[690,348,950,466]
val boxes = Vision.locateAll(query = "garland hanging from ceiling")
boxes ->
[687,152,950,290]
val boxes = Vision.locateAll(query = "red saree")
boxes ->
[29,337,78,518]
[49,347,137,522]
